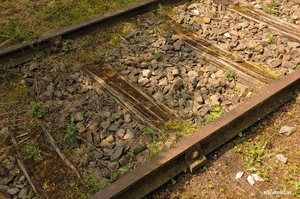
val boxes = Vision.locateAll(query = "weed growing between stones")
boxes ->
[143,127,154,136]
[263,0,279,16]
[78,175,109,198]
[265,33,276,44]
[293,62,300,70]
[224,66,237,82]
[23,144,42,160]
[27,101,44,118]
[205,106,223,124]
[64,117,79,143]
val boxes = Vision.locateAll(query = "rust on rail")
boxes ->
[89,69,300,199]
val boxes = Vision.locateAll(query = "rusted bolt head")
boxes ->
[192,151,199,159]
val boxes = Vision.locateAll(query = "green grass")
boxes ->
[0,0,141,47]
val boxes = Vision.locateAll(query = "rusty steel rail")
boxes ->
[90,70,300,199]
[0,0,185,68]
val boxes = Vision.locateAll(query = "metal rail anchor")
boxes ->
[185,142,207,173]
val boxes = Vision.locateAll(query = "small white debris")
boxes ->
[223,32,231,38]
[247,175,255,186]
[235,171,244,179]
[190,9,200,16]
[251,174,264,182]
[279,126,296,136]
[276,154,288,164]
[253,4,262,9]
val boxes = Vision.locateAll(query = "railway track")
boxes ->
[1,0,300,198]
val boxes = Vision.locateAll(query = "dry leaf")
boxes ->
[247,175,255,186]
[235,171,244,179]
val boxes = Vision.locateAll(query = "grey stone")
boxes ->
[124,114,131,123]
[287,41,300,49]
[172,78,183,90]
[103,148,114,156]
[142,69,152,78]
[173,40,184,51]
[99,111,111,118]
[6,161,15,170]
[237,21,249,29]
[203,16,211,24]
[7,188,19,195]
[116,129,126,138]
[78,86,89,94]
[281,61,294,69]
[123,129,135,140]
[108,123,119,132]
[29,62,39,71]
[235,82,248,96]
[167,72,174,81]
[18,188,28,198]
[279,126,296,136]
[76,122,86,133]
[44,84,54,97]
[270,59,282,68]
[105,135,115,143]
[69,73,80,81]
[158,78,168,86]
[19,176,25,182]
[234,44,246,51]
[100,140,115,149]
[0,127,9,141]
[153,91,164,102]
[118,156,130,167]
[112,112,122,121]
[138,77,149,86]
[42,75,53,82]
[188,71,198,83]
[54,90,62,98]
[209,94,220,106]
[110,142,124,162]
[0,185,9,191]
[132,142,146,154]
[101,121,111,130]
[91,150,103,159]
[74,112,84,122]
[107,162,119,172]
[194,92,203,104]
